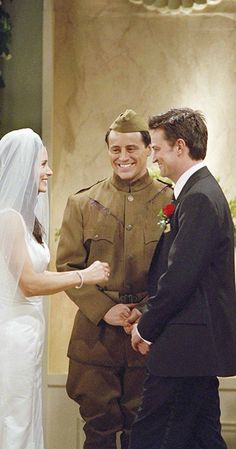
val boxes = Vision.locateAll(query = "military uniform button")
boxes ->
[127,195,134,202]
[94,234,99,239]
[126,224,133,231]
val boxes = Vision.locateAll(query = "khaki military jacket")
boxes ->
[57,171,172,367]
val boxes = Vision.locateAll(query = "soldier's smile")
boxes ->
[115,160,137,178]
[118,163,135,169]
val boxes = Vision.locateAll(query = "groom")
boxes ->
[129,108,236,449]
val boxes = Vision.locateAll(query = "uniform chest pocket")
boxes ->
[83,225,116,263]
[84,228,115,243]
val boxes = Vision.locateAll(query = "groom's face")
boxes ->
[151,129,179,182]
[107,130,151,182]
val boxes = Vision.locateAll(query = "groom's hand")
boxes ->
[131,324,151,355]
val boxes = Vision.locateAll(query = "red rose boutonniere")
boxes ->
[157,203,176,233]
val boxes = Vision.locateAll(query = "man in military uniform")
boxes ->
[56,109,172,449]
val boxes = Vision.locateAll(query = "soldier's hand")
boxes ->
[81,260,110,285]
[123,307,142,334]
[103,304,131,326]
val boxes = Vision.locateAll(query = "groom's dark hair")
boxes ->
[149,108,208,160]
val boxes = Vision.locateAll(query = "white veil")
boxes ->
[0,128,47,302]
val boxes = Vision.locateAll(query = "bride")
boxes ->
[0,128,110,449]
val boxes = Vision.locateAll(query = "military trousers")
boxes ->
[66,359,146,449]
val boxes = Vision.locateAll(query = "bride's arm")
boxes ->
[19,254,109,297]
[4,209,109,297]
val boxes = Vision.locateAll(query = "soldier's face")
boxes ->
[107,130,151,182]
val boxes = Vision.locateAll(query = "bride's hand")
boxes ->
[81,260,110,285]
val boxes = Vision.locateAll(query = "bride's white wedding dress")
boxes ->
[0,231,50,449]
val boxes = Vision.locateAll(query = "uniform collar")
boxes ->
[111,171,153,193]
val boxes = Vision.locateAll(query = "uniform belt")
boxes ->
[119,293,146,304]
[97,286,147,304]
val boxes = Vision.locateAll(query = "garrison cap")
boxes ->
[109,109,149,133]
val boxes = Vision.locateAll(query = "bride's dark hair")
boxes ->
[33,217,44,244]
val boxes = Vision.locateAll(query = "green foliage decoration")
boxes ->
[148,165,172,186]
[0,0,13,88]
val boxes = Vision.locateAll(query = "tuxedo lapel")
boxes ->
[176,166,211,204]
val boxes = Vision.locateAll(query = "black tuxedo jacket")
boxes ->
[138,167,236,377]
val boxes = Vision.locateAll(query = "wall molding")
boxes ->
[47,373,68,387]
[47,373,236,388]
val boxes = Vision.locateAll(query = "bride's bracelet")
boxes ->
[75,271,84,289]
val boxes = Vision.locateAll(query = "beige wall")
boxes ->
[49,0,236,373]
